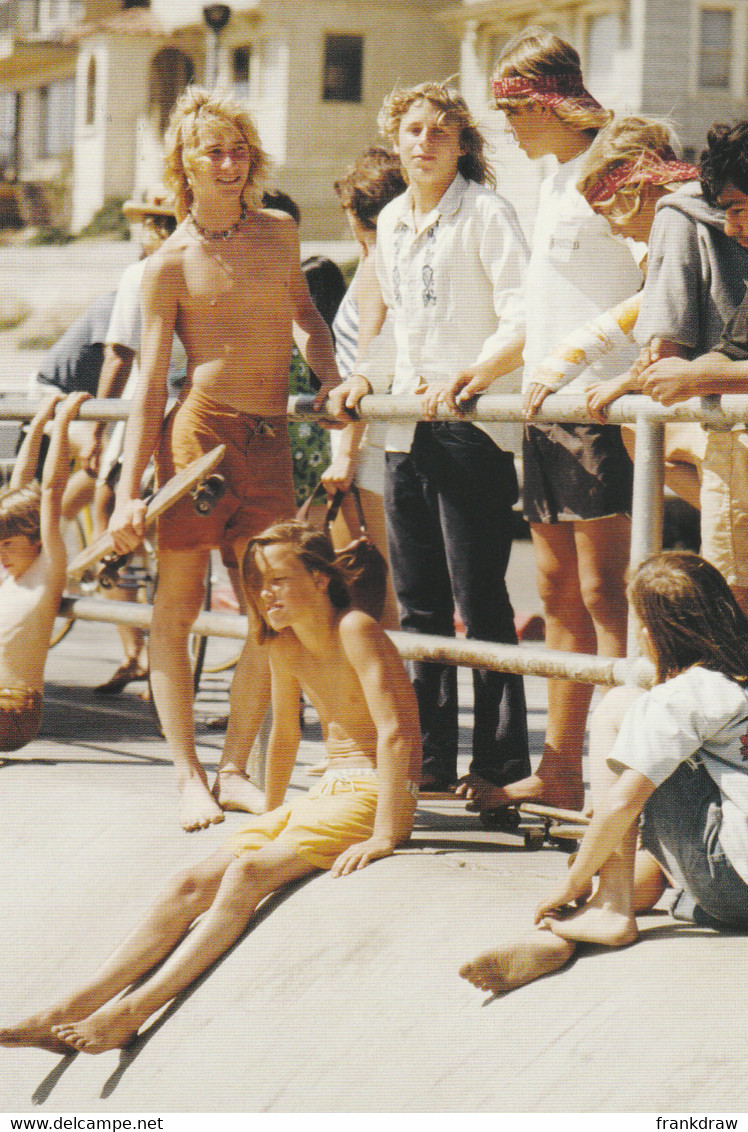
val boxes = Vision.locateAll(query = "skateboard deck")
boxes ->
[474,801,589,851]
[67,444,226,581]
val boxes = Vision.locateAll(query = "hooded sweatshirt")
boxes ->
[635,182,748,355]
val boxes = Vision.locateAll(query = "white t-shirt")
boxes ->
[523,151,642,393]
[106,259,187,394]
[608,666,748,884]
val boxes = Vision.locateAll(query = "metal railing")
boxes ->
[7,387,748,689]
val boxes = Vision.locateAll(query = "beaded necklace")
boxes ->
[189,202,247,241]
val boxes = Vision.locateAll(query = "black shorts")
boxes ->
[522,421,633,524]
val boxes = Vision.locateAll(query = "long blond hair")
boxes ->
[378,78,495,188]
[577,115,686,226]
[163,86,270,222]
[493,27,611,134]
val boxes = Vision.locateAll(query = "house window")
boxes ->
[39,77,75,157]
[149,48,194,134]
[233,44,252,100]
[698,8,732,88]
[322,34,363,102]
[85,54,96,126]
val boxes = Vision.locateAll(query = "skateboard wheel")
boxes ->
[479,806,520,831]
[524,827,544,850]
[191,474,226,515]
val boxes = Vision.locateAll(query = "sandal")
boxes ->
[94,659,149,696]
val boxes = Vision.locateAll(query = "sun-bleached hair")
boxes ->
[243,520,352,643]
[627,551,748,685]
[577,115,682,225]
[0,482,41,544]
[163,86,271,222]
[377,78,496,188]
[492,27,612,134]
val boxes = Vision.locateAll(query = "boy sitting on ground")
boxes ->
[1,520,421,1055]
[0,392,89,752]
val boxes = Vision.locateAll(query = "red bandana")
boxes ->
[492,73,605,113]
[584,148,699,206]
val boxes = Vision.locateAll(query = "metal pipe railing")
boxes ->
[11,387,748,687]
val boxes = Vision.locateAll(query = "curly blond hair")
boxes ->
[377,78,495,189]
[493,27,611,134]
[577,115,681,225]
[163,86,271,222]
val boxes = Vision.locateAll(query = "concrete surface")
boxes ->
[2,545,748,1115]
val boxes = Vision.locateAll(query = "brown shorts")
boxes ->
[155,386,295,568]
[522,422,633,524]
[0,686,43,753]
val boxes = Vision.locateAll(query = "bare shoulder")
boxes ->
[142,231,190,290]
[337,609,391,657]
[254,208,299,250]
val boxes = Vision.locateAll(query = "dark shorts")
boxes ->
[155,386,295,569]
[640,759,748,930]
[522,421,633,524]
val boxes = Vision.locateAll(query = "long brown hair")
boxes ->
[243,521,351,643]
[378,78,496,188]
[628,551,748,684]
[493,27,611,134]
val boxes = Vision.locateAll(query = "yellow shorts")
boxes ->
[224,774,416,871]
[700,430,748,590]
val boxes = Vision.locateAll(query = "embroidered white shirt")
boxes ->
[360,173,529,451]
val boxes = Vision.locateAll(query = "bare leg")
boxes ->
[460,925,575,996]
[53,844,314,1053]
[546,687,649,947]
[0,850,232,1053]
[212,539,270,814]
[149,548,224,831]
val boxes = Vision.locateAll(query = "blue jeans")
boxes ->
[640,759,748,929]
[384,423,530,788]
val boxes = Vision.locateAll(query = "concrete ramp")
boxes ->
[3,624,748,1112]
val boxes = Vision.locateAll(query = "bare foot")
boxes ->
[545,895,638,947]
[179,773,225,832]
[52,999,144,1055]
[459,930,575,996]
[0,1012,75,1055]
[456,772,585,812]
[212,768,266,814]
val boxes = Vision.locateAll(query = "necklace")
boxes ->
[190,203,247,241]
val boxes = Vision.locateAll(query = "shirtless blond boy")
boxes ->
[108,88,341,831]
[0,391,89,752]
[1,520,421,1056]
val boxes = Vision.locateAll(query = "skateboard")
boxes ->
[67,445,227,587]
[478,801,590,852]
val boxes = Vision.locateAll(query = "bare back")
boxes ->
[0,555,60,691]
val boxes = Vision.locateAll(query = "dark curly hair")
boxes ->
[699,121,748,205]
[334,147,406,232]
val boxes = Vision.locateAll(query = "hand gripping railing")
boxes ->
[8,387,748,689]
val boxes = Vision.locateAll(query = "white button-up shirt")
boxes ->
[360,172,529,451]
